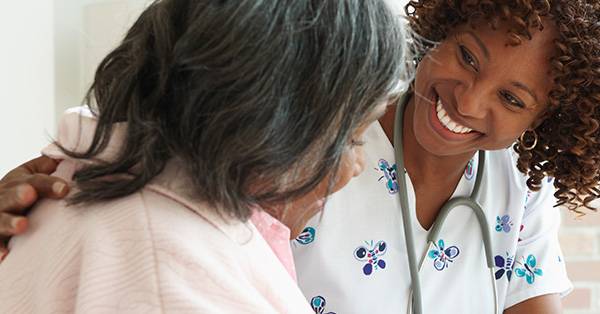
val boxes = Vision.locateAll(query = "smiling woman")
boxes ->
[291,1,599,313]
[409,19,556,156]
[406,0,600,213]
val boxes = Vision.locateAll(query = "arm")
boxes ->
[504,294,562,314]
[0,156,69,259]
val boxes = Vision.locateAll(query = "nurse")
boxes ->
[293,1,599,313]
[0,0,599,313]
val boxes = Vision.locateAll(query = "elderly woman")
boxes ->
[0,0,408,313]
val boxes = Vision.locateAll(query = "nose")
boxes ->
[454,82,492,120]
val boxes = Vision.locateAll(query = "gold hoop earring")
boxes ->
[519,129,538,151]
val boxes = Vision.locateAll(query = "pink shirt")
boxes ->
[0,107,311,314]
[250,210,297,280]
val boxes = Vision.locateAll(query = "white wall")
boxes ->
[0,0,148,176]
[54,0,149,119]
[0,2,55,176]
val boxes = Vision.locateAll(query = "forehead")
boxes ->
[458,19,555,50]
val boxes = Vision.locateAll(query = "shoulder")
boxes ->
[137,188,311,313]
[486,148,528,189]
[0,182,263,312]
[138,186,252,262]
[486,148,555,208]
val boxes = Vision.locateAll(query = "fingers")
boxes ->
[0,176,68,216]
[0,156,65,264]
[0,212,28,237]
[3,156,59,180]
[22,155,60,175]
[0,185,37,214]
[25,174,69,199]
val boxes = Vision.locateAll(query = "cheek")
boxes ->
[485,117,532,149]
[352,146,366,176]
[330,146,365,194]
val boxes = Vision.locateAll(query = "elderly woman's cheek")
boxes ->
[330,145,365,195]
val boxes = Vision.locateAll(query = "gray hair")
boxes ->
[64,0,411,221]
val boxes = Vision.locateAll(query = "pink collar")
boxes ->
[250,210,297,281]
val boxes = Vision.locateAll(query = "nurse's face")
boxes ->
[410,19,557,156]
[280,103,388,238]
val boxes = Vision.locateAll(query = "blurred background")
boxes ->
[0,1,597,312]
[0,0,147,176]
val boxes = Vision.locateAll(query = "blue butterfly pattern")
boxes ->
[464,159,475,180]
[354,240,387,276]
[311,296,336,314]
[515,254,543,284]
[494,253,514,281]
[376,159,399,194]
[295,227,316,245]
[495,215,513,233]
[428,239,460,271]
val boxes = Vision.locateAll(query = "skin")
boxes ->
[0,18,567,314]
[378,18,562,313]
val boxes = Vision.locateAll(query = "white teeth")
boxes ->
[441,115,450,125]
[435,98,473,134]
[447,121,457,131]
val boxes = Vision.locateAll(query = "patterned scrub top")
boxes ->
[292,120,572,314]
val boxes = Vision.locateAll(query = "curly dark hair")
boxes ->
[406,0,600,213]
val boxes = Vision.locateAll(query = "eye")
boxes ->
[499,90,525,109]
[459,45,478,72]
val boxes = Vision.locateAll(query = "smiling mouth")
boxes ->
[435,98,474,134]
[432,91,481,136]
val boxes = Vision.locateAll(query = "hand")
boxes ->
[0,156,70,261]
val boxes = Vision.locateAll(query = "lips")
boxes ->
[436,98,473,134]
[427,91,482,142]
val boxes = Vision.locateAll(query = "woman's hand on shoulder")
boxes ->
[0,156,69,260]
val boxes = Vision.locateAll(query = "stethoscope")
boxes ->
[392,97,498,314]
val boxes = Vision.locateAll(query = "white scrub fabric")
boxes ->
[292,121,572,314]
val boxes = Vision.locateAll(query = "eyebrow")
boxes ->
[511,81,539,103]
[464,31,490,61]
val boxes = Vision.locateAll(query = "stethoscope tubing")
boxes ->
[393,98,498,314]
